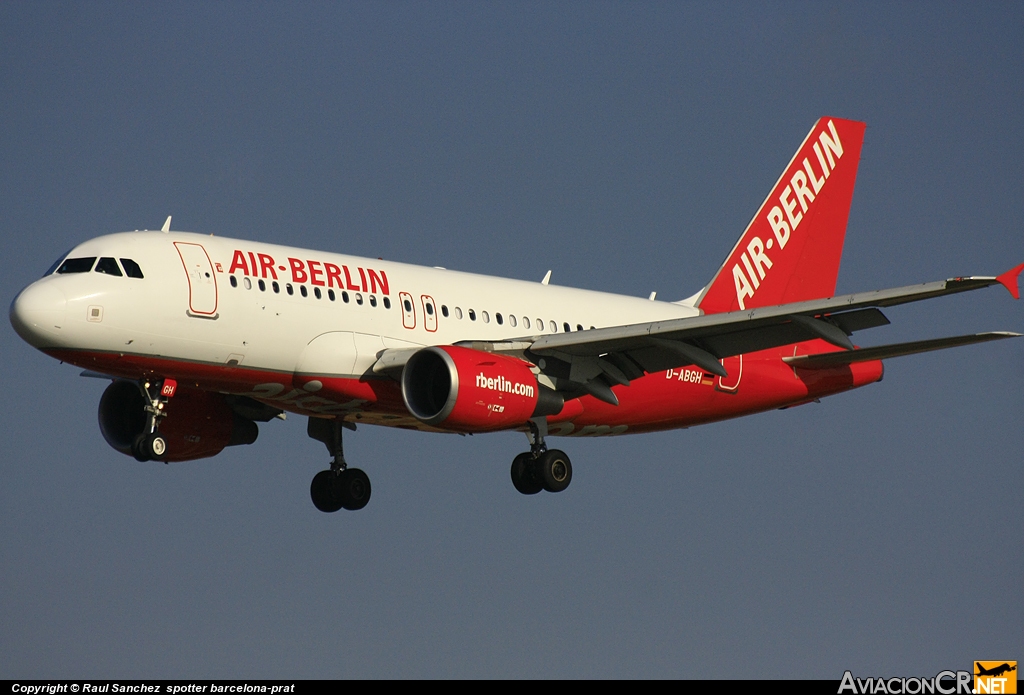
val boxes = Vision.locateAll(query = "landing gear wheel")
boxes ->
[536,449,572,493]
[310,470,344,513]
[131,432,167,462]
[131,434,151,462]
[511,452,543,495]
[337,468,371,510]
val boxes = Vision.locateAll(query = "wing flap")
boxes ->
[830,307,890,334]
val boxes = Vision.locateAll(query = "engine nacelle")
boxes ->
[401,345,562,432]
[98,380,258,462]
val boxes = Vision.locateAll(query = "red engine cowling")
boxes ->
[401,346,561,432]
[98,380,258,462]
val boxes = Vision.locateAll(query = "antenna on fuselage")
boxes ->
[161,216,172,233]
[541,270,552,285]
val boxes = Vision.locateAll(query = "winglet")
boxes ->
[541,270,552,285]
[996,262,1024,299]
[161,216,172,233]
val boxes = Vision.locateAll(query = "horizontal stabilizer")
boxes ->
[782,332,1021,369]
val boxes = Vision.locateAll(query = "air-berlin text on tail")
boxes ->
[733,119,845,310]
[224,249,390,294]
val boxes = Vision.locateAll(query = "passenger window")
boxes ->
[300,285,308,297]
[441,305,449,318]
[563,322,571,333]
[258,279,266,291]
[272,281,280,293]
[119,258,144,279]
[383,297,391,309]
[370,295,377,307]
[314,287,322,299]
[244,277,252,290]
[468,309,476,321]
[230,276,238,288]
[426,302,434,315]
[482,311,490,323]
[455,307,463,319]
[342,291,350,303]
[550,321,557,333]
[356,293,363,305]
[328,289,336,301]
[57,257,96,274]
[576,324,583,332]
[286,284,294,295]
[523,317,530,329]
[508,315,516,327]
[403,298,412,312]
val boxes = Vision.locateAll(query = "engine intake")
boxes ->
[401,346,562,431]
[98,380,258,462]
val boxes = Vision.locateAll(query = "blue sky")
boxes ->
[2,2,1021,678]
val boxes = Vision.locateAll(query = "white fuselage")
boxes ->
[14,230,698,395]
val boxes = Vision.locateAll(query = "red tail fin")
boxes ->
[697,117,866,314]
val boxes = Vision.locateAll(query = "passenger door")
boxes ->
[174,242,218,317]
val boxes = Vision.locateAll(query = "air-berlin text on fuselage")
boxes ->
[733,119,844,310]
[225,249,390,295]
[475,373,535,397]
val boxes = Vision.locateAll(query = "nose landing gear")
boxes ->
[307,417,371,512]
[510,417,573,495]
[131,379,172,462]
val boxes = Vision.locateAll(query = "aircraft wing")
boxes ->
[530,272,1017,360]
[494,268,1020,404]
[375,266,1022,405]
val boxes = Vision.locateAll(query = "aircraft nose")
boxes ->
[10,281,67,348]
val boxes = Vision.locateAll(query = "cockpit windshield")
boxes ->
[44,249,74,276]
[120,258,144,278]
[94,257,123,276]
[56,257,96,274]
[49,255,145,279]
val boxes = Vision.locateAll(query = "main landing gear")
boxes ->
[510,418,572,495]
[307,417,371,513]
[131,379,170,462]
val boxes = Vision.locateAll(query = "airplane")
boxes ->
[9,116,1022,513]
[975,663,1017,678]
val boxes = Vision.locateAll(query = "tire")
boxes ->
[131,434,151,462]
[510,452,542,495]
[337,468,371,511]
[310,470,344,513]
[537,449,572,493]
